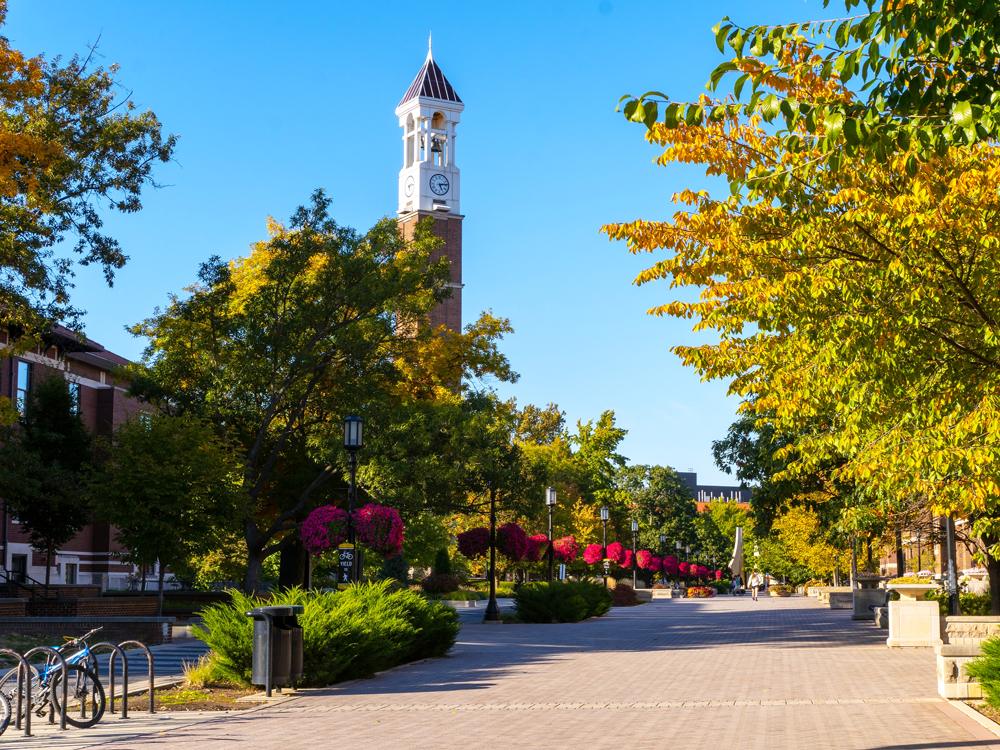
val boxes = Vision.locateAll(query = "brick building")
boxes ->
[0,327,144,588]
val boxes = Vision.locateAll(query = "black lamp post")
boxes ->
[631,519,639,588]
[545,487,557,583]
[343,415,364,585]
[484,487,501,622]
[600,506,610,584]
[685,544,691,564]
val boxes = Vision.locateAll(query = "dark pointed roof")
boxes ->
[399,49,462,107]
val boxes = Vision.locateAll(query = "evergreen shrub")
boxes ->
[433,548,453,576]
[379,554,409,587]
[193,582,459,687]
[513,581,612,623]
[966,636,1000,706]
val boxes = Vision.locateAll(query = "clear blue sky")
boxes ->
[9,0,821,484]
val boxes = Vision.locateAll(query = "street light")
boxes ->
[545,487,557,583]
[600,507,610,585]
[631,519,639,588]
[342,415,364,585]
[685,544,691,563]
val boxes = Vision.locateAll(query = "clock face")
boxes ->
[404,176,414,197]
[429,173,450,196]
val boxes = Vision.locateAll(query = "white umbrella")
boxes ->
[729,526,744,580]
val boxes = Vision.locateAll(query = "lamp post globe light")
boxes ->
[342,415,364,585]
[631,519,639,588]
[545,487,557,583]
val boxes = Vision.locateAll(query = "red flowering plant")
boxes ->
[623,550,634,569]
[301,506,349,557]
[715,570,723,581]
[583,544,604,565]
[663,559,679,577]
[421,573,460,594]
[606,542,626,565]
[457,527,490,559]
[553,536,579,563]
[651,556,662,572]
[695,564,709,580]
[353,504,404,558]
[637,550,655,570]
[679,561,691,577]
[525,534,548,563]
[496,523,528,561]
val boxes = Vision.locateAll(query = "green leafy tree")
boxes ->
[128,191,449,593]
[0,376,92,587]
[91,413,243,615]
[618,1,1000,181]
[0,0,175,345]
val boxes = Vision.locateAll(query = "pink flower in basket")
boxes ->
[636,550,654,570]
[525,534,548,563]
[583,544,604,565]
[606,542,626,564]
[457,527,490,559]
[554,536,579,563]
[496,523,529,561]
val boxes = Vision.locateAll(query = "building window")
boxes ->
[64,563,77,585]
[15,361,31,414]
[69,382,81,415]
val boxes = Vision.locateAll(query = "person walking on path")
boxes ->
[749,570,764,601]
[732,574,742,596]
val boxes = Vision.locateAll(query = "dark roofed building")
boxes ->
[676,471,752,511]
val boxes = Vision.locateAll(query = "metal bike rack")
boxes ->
[0,648,30,737]
[22,646,68,732]
[91,642,128,718]
[117,641,155,714]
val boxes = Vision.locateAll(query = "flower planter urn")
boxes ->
[887,583,938,601]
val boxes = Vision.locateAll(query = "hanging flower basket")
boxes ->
[301,506,349,557]
[496,523,528,562]
[353,504,404,558]
[583,544,604,565]
[606,542,626,565]
[525,534,549,563]
[457,527,490,559]
[553,536,579,563]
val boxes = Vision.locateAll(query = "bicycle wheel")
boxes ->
[0,664,41,719]
[0,688,11,735]
[51,664,105,728]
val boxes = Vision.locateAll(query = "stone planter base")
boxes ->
[887,600,942,647]
[768,590,791,597]
[853,588,889,620]
[650,589,685,599]
[441,600,478,608]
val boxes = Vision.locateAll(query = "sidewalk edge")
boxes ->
[948,699,1000,738]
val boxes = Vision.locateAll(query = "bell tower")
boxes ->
[396,37,463,333]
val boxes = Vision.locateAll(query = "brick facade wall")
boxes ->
[27,597,160,618]
[398,212,463,333]
[0,600,27,617]
[0,617,174,645]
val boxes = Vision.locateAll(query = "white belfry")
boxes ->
[395,38,464,216]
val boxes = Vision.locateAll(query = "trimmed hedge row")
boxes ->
[193,581,460,687]
[513,581,612,623]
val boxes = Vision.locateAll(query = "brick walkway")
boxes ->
[79,596,1000,750]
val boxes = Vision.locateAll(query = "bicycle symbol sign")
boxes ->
[338,543,355,589]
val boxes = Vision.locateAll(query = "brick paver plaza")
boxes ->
[86,596,1000,750]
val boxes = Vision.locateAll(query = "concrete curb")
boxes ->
[948,699,1000,738]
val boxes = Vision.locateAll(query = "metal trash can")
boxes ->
[245,604,305,696]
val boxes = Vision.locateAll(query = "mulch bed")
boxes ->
[125,685,264,712]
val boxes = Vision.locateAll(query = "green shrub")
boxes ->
[962,592,992,616]
[379,554,409,587]
[513,581,612,623]
[471,580,516,596]
[433,548,452,576]
[966,636,1000,706]
[193,582,459,688]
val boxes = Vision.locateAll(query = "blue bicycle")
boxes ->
[0,627,106,728]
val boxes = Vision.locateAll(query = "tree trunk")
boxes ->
[156,558,166,618]
[981,532,1000,616]
[244,549,264,595]
[278,539,307,591]
[895,529,905,577]
[141,565,147,595]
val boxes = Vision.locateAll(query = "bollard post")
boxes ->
[0,649,31,737]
